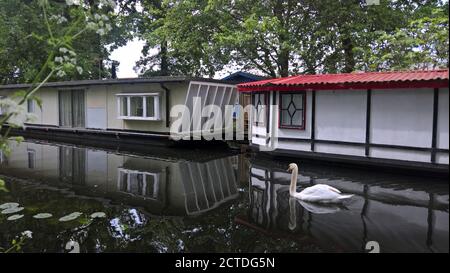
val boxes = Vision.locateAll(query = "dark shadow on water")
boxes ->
[0,139,448,253]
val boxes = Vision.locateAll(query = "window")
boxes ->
[59,89,85,128]
[252,93,267,126]
[27,99,35,113]
[117,93,160,120]
[118,168,160,199]
[279,92,306,129]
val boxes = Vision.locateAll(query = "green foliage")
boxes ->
[0,179,8,193]
[133,0,449,77]
[0,0,126,85]
[355,7,449,71]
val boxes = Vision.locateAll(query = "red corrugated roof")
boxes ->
[237,69,449,92]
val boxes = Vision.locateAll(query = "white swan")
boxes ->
[287,163,353,203]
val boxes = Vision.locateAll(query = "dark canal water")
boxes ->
[0,139,448,253]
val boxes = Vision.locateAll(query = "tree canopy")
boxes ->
[132,0,449,77]
[0,0,129,84]
[0,0,448,82]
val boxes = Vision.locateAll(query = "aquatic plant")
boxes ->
[59,212,83,222]
[33,213,53,219]
[0,180,8,193]
[0,231,32,253]
[90,212,106,218]
[0,202,20,210]
[1,206,24,214]
[7,214,24,221]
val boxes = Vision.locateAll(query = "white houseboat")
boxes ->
[238,70,449,173]
[0,77,238,145]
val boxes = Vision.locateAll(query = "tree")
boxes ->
[0,0,116,225]
[0,0,128,84]
[355,7,449,71]
[133,0,448,77]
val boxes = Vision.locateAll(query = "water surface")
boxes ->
[0,139,448,253]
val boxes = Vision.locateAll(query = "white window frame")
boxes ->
[117,168,160,200]
[116,93,160,121]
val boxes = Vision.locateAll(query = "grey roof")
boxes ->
[0,76,238,90]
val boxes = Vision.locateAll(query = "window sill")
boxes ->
[118,116,161,121]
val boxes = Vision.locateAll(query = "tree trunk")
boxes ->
[278,49,290,77]
[342,37,355,73]
[160,40,169,76]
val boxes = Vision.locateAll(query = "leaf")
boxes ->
[7,214,24,221]
[1,206,24,214]
[90,212,106,218]
[33,213,53,219]
[0,202,19,209]
[58,212,82,222]
[0,180,9,193]
[8,136,24,145]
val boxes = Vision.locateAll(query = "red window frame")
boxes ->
[278,91,306,130]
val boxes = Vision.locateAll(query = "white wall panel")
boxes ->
[436,152,449,164]
[371,88,433,148]
[276,140,311,152]
[370,147,430,163]
[437,88,449,149]
[315,143,365,157]
[315,90,367,143]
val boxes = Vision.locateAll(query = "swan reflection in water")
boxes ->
[289,197,347,231]
[240,159,449,253]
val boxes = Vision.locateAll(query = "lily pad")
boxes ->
[33,213,53,219]
[90,212,106,218]
[7,214,24,221]
[0,202,20,210]
[58,212,82,222]
[1,206,24,214]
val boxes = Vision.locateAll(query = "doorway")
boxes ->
[59,89,85,127]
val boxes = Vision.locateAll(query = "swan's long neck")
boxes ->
[289,167,298,196]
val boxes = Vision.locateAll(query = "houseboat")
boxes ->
[0,77,238,145]
[238,70,449,174]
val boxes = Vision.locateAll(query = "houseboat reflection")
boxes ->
[237,158,449,253]
[0,140,239,217]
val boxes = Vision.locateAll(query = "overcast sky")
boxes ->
[109,38,145,78]
[109,38,240,79]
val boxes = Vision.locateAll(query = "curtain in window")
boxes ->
[59,91,72,127]
[130,97,143,117]
[120,97,128,116]
[146,96,155,117]
[72,90,85,127]
[59,90,85,127]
